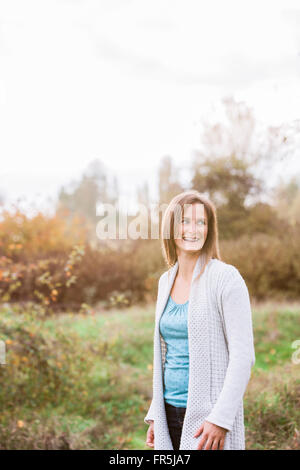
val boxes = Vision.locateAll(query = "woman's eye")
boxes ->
[182,219,205,225]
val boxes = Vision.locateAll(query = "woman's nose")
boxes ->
[186,220,197,232]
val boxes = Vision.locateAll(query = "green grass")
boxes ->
[252,304,300,370]
[0,301,299,449]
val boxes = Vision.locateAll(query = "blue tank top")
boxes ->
[159,295,189,408]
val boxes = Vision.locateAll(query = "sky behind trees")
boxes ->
[0,0,299,214]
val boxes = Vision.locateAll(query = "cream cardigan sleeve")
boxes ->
[144,398,155,425]
[205,266,256,432]
[144,273,165,425]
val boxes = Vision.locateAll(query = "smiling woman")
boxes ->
[168,201,209,305]
[145,189,256,450]
[174,201,208,253]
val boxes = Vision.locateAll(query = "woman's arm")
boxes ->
[205,266,256,432]
[143,272,167,425]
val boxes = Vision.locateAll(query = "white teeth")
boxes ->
[183,237,199,241]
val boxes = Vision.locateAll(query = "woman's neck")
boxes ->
[176,251,200,282]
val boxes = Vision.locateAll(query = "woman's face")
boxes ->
[174,202,208,254]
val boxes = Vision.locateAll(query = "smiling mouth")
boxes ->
[183,237,200,242]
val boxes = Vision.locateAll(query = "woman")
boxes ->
[144,190,256,450]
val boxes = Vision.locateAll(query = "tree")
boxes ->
[192,96,299,204]
[158,155,184,205]
[190,97,298,239]
[272,175,300,226]
[56,158,119,225]
[137,180,150,207]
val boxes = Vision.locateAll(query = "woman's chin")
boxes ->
[177,241,203,251]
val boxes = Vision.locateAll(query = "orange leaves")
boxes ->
[11,354,20,366]
[0,208,87,258]
[7,243,22,251]
[51,289,58,302]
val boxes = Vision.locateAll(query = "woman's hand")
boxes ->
[146,421,154,448]
[193,421,228,450]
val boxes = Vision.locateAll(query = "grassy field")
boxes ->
[0,299,299,450]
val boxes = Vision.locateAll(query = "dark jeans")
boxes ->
[164,401,186,450]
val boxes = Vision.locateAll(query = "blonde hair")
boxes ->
[161,190,222,282]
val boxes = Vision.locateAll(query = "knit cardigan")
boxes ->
[144,252,256,450]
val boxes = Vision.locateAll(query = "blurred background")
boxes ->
[0,0,299,450]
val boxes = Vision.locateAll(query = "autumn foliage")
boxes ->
[0,202,300,314]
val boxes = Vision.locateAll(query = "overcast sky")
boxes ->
[0,0,300,215]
